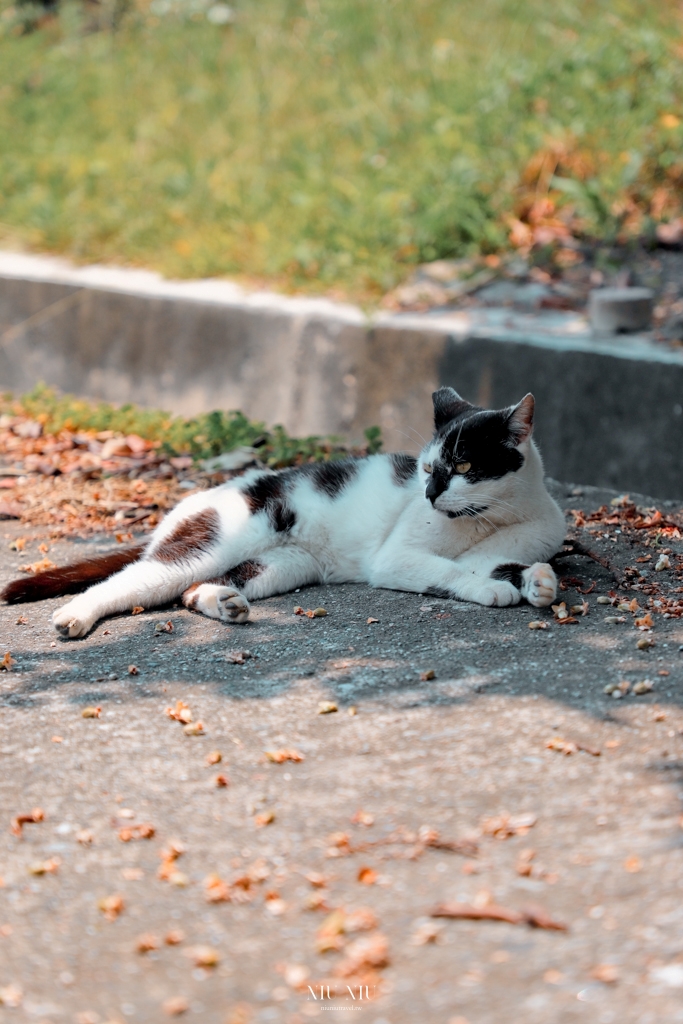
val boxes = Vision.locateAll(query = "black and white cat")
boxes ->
[1,388,566,637]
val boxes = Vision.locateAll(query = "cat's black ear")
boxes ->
[506,393,535,445]
[432,387,473,431]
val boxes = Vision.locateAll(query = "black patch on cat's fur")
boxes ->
[492,562,527,589]
[438,409,524,483]
[389,453,418,486]
[424,586,453,599]
[243,475,296,533]
[308,459,359,497]
[432,388,475,431]
[224,560,264,588]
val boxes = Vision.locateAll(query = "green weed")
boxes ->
[1,385,381,466]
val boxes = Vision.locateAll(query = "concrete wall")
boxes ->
[1,252,682,497]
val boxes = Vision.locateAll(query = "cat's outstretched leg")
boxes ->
[181,548,322,624]
[371,520,560,608]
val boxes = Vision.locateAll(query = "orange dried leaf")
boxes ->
[136,933,160,953]
[81,706,101,718]
[131,606,144,616]
[264,748,305,763]
[205,874,231,903]
[0,653,15,672]
[10,807,44,838]
[98,894,124,921]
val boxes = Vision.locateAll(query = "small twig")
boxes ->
[431,901,568,931]
[552,537,621,584]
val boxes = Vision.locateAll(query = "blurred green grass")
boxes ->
[1,384,384,463]
[1,0,682,297]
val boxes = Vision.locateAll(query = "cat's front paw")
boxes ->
[521,563,557,607]
[52,601,95,638]
[464,579,521,608]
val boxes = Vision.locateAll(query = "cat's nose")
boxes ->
[425,477,443,504]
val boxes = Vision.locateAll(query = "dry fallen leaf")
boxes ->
[205,874,231,903]
[164,929,185,945]
[163,996,189,1016]
[15,615,27,625]
[351,809,374,827]
[411,922,443,945]
[480,812,537,840]
[357,866,377,885]
[215,774,229,788]
[183,721,204,736]
[121,868,144,881]
[10,806,44,838]
[158,841,185,882]
[166,700,192,724]
[135,933,160,953]
[635,612,654,629]
[0,984,22,1008]
[118,822,155,842]
[265,890,287,915]
[316,909,347,952]
[367,617,379,624]
[206,750,222,765]
[0,652,15,672]
[590,963,619,984]
[131,606,144,615]
[254,810,275,827]
[154,620,174,633]
[81,706,101,719]
[624,855,643,873]
[305,872,327,888]
[334,932,390,976]
[29,857,60,875]
[127,664,139,675]
[515,848,536,877]
[318,701,338,715]
[264,749,305,763]
[283,962,310,989]
[226,649,255,664]
[51,735,62,743]
[76,829,93,846]
[19,557,55,574]
[420,669,436,681]
[186,945,220,968]
[528,620,548,630]
[98,894,125,921]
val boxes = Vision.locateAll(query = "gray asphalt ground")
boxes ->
[1,481,682,1024]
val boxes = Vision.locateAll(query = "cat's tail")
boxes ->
[1,544,146,604]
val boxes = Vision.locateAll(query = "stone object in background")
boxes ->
[589,287,654,334]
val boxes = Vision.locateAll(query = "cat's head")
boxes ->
[419,387,535,518]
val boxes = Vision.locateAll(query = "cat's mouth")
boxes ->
[441,504,489,520]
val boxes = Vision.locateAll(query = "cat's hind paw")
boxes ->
[521,563,557,607]
[183,583,250,623]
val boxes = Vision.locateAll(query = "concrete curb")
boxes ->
[1,251,682,497]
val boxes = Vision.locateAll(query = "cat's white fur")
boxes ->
[52,394,566,638]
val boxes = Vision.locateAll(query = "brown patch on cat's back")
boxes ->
[151,508,221,563]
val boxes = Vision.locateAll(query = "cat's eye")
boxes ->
[423,463,433,474]
[455,462,471,474]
